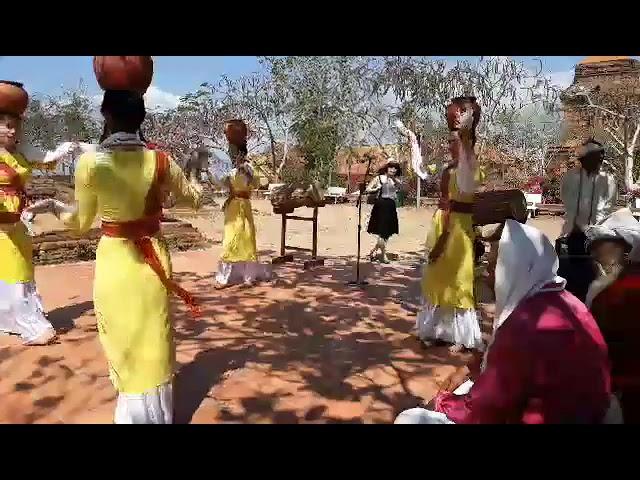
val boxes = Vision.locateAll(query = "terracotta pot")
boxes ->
[446,97,481,132]
[93,56,153,93]
[224,119,248,147]
[0,81,28,116]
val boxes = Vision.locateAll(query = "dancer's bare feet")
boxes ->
[25,328,57,346]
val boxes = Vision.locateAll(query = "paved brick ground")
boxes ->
[0,247,484,424]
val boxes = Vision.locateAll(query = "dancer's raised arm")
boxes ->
[167,155,203,210]
[395,120,432,181]
[18,141,84,170]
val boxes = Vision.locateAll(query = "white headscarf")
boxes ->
[584,208,640,307]
[494,220,566,331]
[585,208,640,263]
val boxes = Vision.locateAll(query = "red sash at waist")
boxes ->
[222,189,251,211]
[449,200,473,214]
[0,211,21,224]
[101,215,161,238]
[231,191,251,200]
[0,184,25,223]
[0,162,27,220]
[101,214,200,317]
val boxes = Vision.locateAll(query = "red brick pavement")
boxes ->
[0,248,482,424]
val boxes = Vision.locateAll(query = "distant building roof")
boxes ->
[335,145,405,176]
[579,56,631,64]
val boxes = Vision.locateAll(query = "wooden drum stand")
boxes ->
[271,200,326,270]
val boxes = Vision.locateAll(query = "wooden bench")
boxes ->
[325,186,348,204]
[536,203,565,215]
[524,193,543,218]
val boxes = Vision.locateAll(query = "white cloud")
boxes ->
[548,70,574,89]
[144,85,180,111]
[90,84,181,112]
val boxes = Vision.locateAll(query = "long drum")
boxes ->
[472,189,528,226]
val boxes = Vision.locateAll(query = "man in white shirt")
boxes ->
[560,140,618,236]
[558,139,618,301]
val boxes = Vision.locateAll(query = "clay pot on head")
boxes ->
[224,119,248,147]
[0,81,29,117]
[93,56,154,93]
[446,96,481,133]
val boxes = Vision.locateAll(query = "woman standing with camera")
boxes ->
[366,158,403,264]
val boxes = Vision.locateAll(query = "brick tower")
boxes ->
[547,56,640,174]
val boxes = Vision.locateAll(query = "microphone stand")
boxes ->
[347,155,374,287]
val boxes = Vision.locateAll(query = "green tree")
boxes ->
[269,56,382,185]
[22,82,101,175]
[375,56,563,184]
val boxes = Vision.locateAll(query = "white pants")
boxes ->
[114,383,173,424]
[394,380,473,424]
[0,280,54,343]
[394,408,456,424]
[416,301,484,351]
[603,394,624,424]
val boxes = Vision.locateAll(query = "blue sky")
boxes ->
[0,56,588,109]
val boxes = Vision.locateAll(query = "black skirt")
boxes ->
[367,197,399,240]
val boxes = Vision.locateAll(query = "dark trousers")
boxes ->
[556,229,596,303]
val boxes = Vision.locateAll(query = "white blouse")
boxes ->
[367,174,400,200]
[560,167,618,235]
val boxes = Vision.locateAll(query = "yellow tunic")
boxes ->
[422,169,477,310]
[63,149,201,394]
[220,168,259,263]
[0,150,55,283]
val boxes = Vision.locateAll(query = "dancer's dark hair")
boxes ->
[100,90,146,137]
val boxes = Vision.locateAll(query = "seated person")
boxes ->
[395,220,613,424]
[557,139,617,302]
[586,208,640,424]
[584,212,632,308]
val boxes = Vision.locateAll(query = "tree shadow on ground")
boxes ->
[170,253,476,423]
[47,301,94,332]
[1,251,492,424]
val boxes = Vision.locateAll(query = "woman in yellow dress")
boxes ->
[214,124,271,287]
[0,80,78,346]
[415,97,484,353]
[60,90,202,423]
